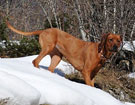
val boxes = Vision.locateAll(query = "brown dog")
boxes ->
[6,21,122,87]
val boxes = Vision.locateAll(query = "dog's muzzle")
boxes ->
[110,45,118,52]
[113,45,118,51]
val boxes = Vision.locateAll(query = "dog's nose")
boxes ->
[113,45,118,51]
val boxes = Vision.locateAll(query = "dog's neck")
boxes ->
[100,47,113,59]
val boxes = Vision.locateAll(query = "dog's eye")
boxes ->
[109,39,113,42]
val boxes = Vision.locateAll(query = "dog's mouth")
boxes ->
[109,45,119,52]
[109,49,118,52]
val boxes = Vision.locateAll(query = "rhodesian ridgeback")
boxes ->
[6,21,122,86]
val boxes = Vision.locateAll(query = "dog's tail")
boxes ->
[6,21,43,36]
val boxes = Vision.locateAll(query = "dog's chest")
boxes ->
[99,58,106,67]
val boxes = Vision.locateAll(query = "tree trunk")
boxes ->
[73,0,87,41]
[130,22,135,51]
[39,3,53,28]
[113,0,116,34]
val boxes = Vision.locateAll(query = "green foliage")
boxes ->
[43,13,71,31]
[44,18,57,28]
[0,46,3,56]
[0,37,41,58]
[0,21,8,41]
[0,19,40,58]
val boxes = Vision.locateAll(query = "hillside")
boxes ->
[0,55,134,105]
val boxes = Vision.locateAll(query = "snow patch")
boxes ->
[0,55,130,105]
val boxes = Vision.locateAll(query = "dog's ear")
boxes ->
[120,35,123,42]
[119,35,123,48]
[98,33,110,53]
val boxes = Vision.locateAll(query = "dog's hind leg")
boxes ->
[48,55,62,72]
[48,51,62,72]
[32,45,55,68]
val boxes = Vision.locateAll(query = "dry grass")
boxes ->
[0,98,9,105]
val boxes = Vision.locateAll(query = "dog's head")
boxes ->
[98,33,122,53]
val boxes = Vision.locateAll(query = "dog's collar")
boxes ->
[101,54,107,59]
[100,50,108,59]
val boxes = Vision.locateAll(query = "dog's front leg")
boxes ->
[82,60,100,87]
[90,64,102,87]
[82,70,94,86]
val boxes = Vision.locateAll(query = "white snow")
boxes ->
[128,73,135,78]
[123,41,135,51]
[0,40,20,48]
[125,102,135,105]
[0,55,133,105]
[0,71,40,105]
